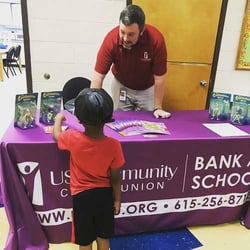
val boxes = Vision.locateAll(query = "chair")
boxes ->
[62,77,91,113]
[3,46,16,78]
[10,45,22,73]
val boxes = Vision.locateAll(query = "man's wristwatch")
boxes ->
[153,107,162,112]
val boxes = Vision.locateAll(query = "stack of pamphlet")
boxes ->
[106,120,170,136]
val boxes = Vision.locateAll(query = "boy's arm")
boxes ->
[53,112,66,141]
[110,168,122,215]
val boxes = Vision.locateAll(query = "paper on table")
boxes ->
[44,125,68,134]
[203,123,249,137]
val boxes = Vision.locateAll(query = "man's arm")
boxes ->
[110,168,122,215]
[90,70,106,88]
[154,74,171,118]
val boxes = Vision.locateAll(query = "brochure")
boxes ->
[44,125,68,134]
[106,120,170,136]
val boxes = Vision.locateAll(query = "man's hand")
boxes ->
[153,108,171,119]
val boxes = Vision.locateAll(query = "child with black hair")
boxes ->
[53,88,125,250]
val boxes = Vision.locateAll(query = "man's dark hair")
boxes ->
[119,4,145,31]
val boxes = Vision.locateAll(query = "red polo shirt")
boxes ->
[94,24,167,90]
[57,130,125,195]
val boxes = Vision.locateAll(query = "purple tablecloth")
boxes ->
[1,110,250,250]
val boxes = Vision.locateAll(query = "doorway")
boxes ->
[0,0,28,137]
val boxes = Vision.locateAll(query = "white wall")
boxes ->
[27,0,250,99]
[27,0,125,94]
[214,0,250,97]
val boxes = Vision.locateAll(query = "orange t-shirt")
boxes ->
[57,129,125,195]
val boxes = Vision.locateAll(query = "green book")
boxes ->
[39,91,62,125]
[231,94,250,125]
[208,92,231,121]
[14,93,38,129]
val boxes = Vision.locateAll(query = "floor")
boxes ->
[0,70,250,249]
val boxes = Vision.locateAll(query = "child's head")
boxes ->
[74,88,114,126]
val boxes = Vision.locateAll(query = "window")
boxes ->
[0,3,12,25]
[0,1,22,27]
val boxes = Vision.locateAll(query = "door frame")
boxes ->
[205,0,228,108]
[21,0,33,93]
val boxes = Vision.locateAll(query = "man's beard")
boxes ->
[122,41,133,49]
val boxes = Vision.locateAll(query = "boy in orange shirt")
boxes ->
[53,88,125,250]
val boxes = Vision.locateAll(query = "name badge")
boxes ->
[119,88,127,102]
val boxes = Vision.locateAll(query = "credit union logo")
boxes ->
[17,161,44,206]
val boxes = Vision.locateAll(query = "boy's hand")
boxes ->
[55,112,66,123]
[53,112,66,141]
[114,200,121,215]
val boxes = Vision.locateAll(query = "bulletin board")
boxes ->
[236,0,250,70]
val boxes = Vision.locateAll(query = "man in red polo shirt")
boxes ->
[91,4,171,119]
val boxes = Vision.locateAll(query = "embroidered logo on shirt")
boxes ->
[141,51,151,61]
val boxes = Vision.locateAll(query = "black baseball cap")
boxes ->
[74,88,115,125]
